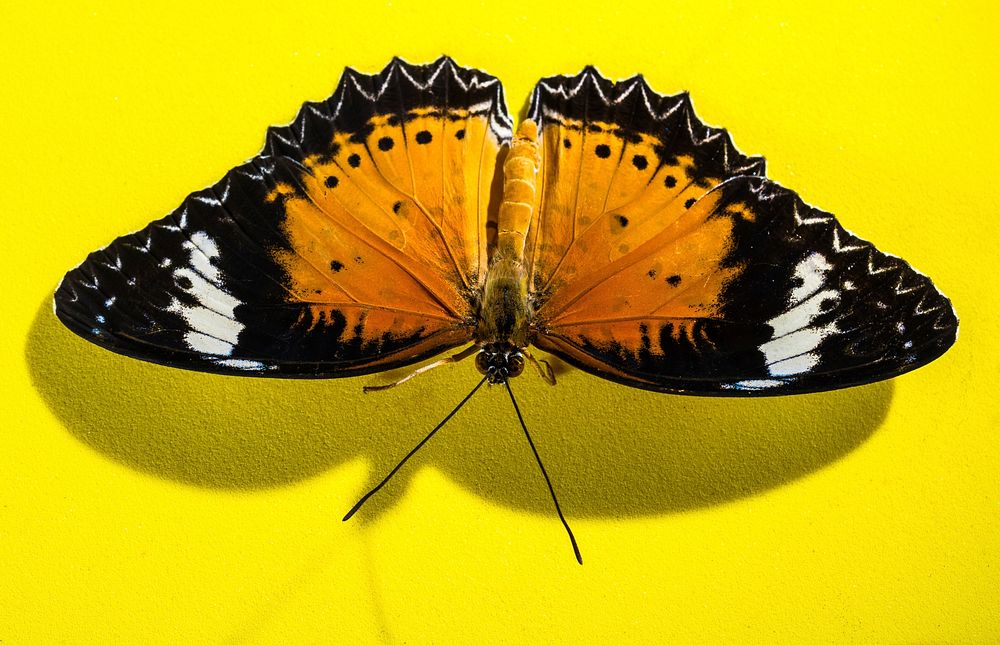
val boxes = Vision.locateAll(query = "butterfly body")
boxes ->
[472,239,533,384]
[474,119,541,370]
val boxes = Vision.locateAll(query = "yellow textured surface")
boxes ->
[2,2,997,642]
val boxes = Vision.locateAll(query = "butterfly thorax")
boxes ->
[476,246,531,347]
[473,119,540,369]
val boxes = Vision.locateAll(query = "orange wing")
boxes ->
[55,57,511,377]
[525,69,957,394]
[524,69,765,312]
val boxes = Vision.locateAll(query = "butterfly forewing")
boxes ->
[526,69,957,394]
[55,57,511,377]
[524,69,766,308]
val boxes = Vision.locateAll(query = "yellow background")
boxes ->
[2,1,997,642]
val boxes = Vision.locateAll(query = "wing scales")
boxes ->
[56,60,957,390]
[525,69,765,306]
[55,57,509,377]
[533,177,957,394]
[526,69,957,394]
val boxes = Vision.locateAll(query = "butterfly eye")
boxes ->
[508,353,525,378]
[474,350,490,375]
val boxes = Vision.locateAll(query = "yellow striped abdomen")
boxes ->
[497,119,540,260]
[476,120,540,347]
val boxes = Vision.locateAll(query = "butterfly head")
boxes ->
[475,342,525,384]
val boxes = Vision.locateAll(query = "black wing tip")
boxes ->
[53,271,85,332]
[53,263,138,356]
[719,173,960,378]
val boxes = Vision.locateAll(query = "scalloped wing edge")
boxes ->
[263,55,513,160]
[527,67,767,180]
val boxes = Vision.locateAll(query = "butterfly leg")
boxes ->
[524,348,557,386]
[363,344,480,393]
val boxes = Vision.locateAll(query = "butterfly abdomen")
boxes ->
[475,120,540,350]
[497,120,540,260]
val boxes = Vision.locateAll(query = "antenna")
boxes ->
[504,380,583,565]
[343,375,489,521]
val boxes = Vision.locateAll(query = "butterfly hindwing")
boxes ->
[55,57,511,376]
[527,70,957,394]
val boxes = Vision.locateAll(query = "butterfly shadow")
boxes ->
[27,298,893,521]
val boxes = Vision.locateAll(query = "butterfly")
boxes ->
[55,56,958,564]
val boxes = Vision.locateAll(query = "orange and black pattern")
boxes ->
[56,58,509,377]
[55,57,957,393]
[524,69,957,393]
